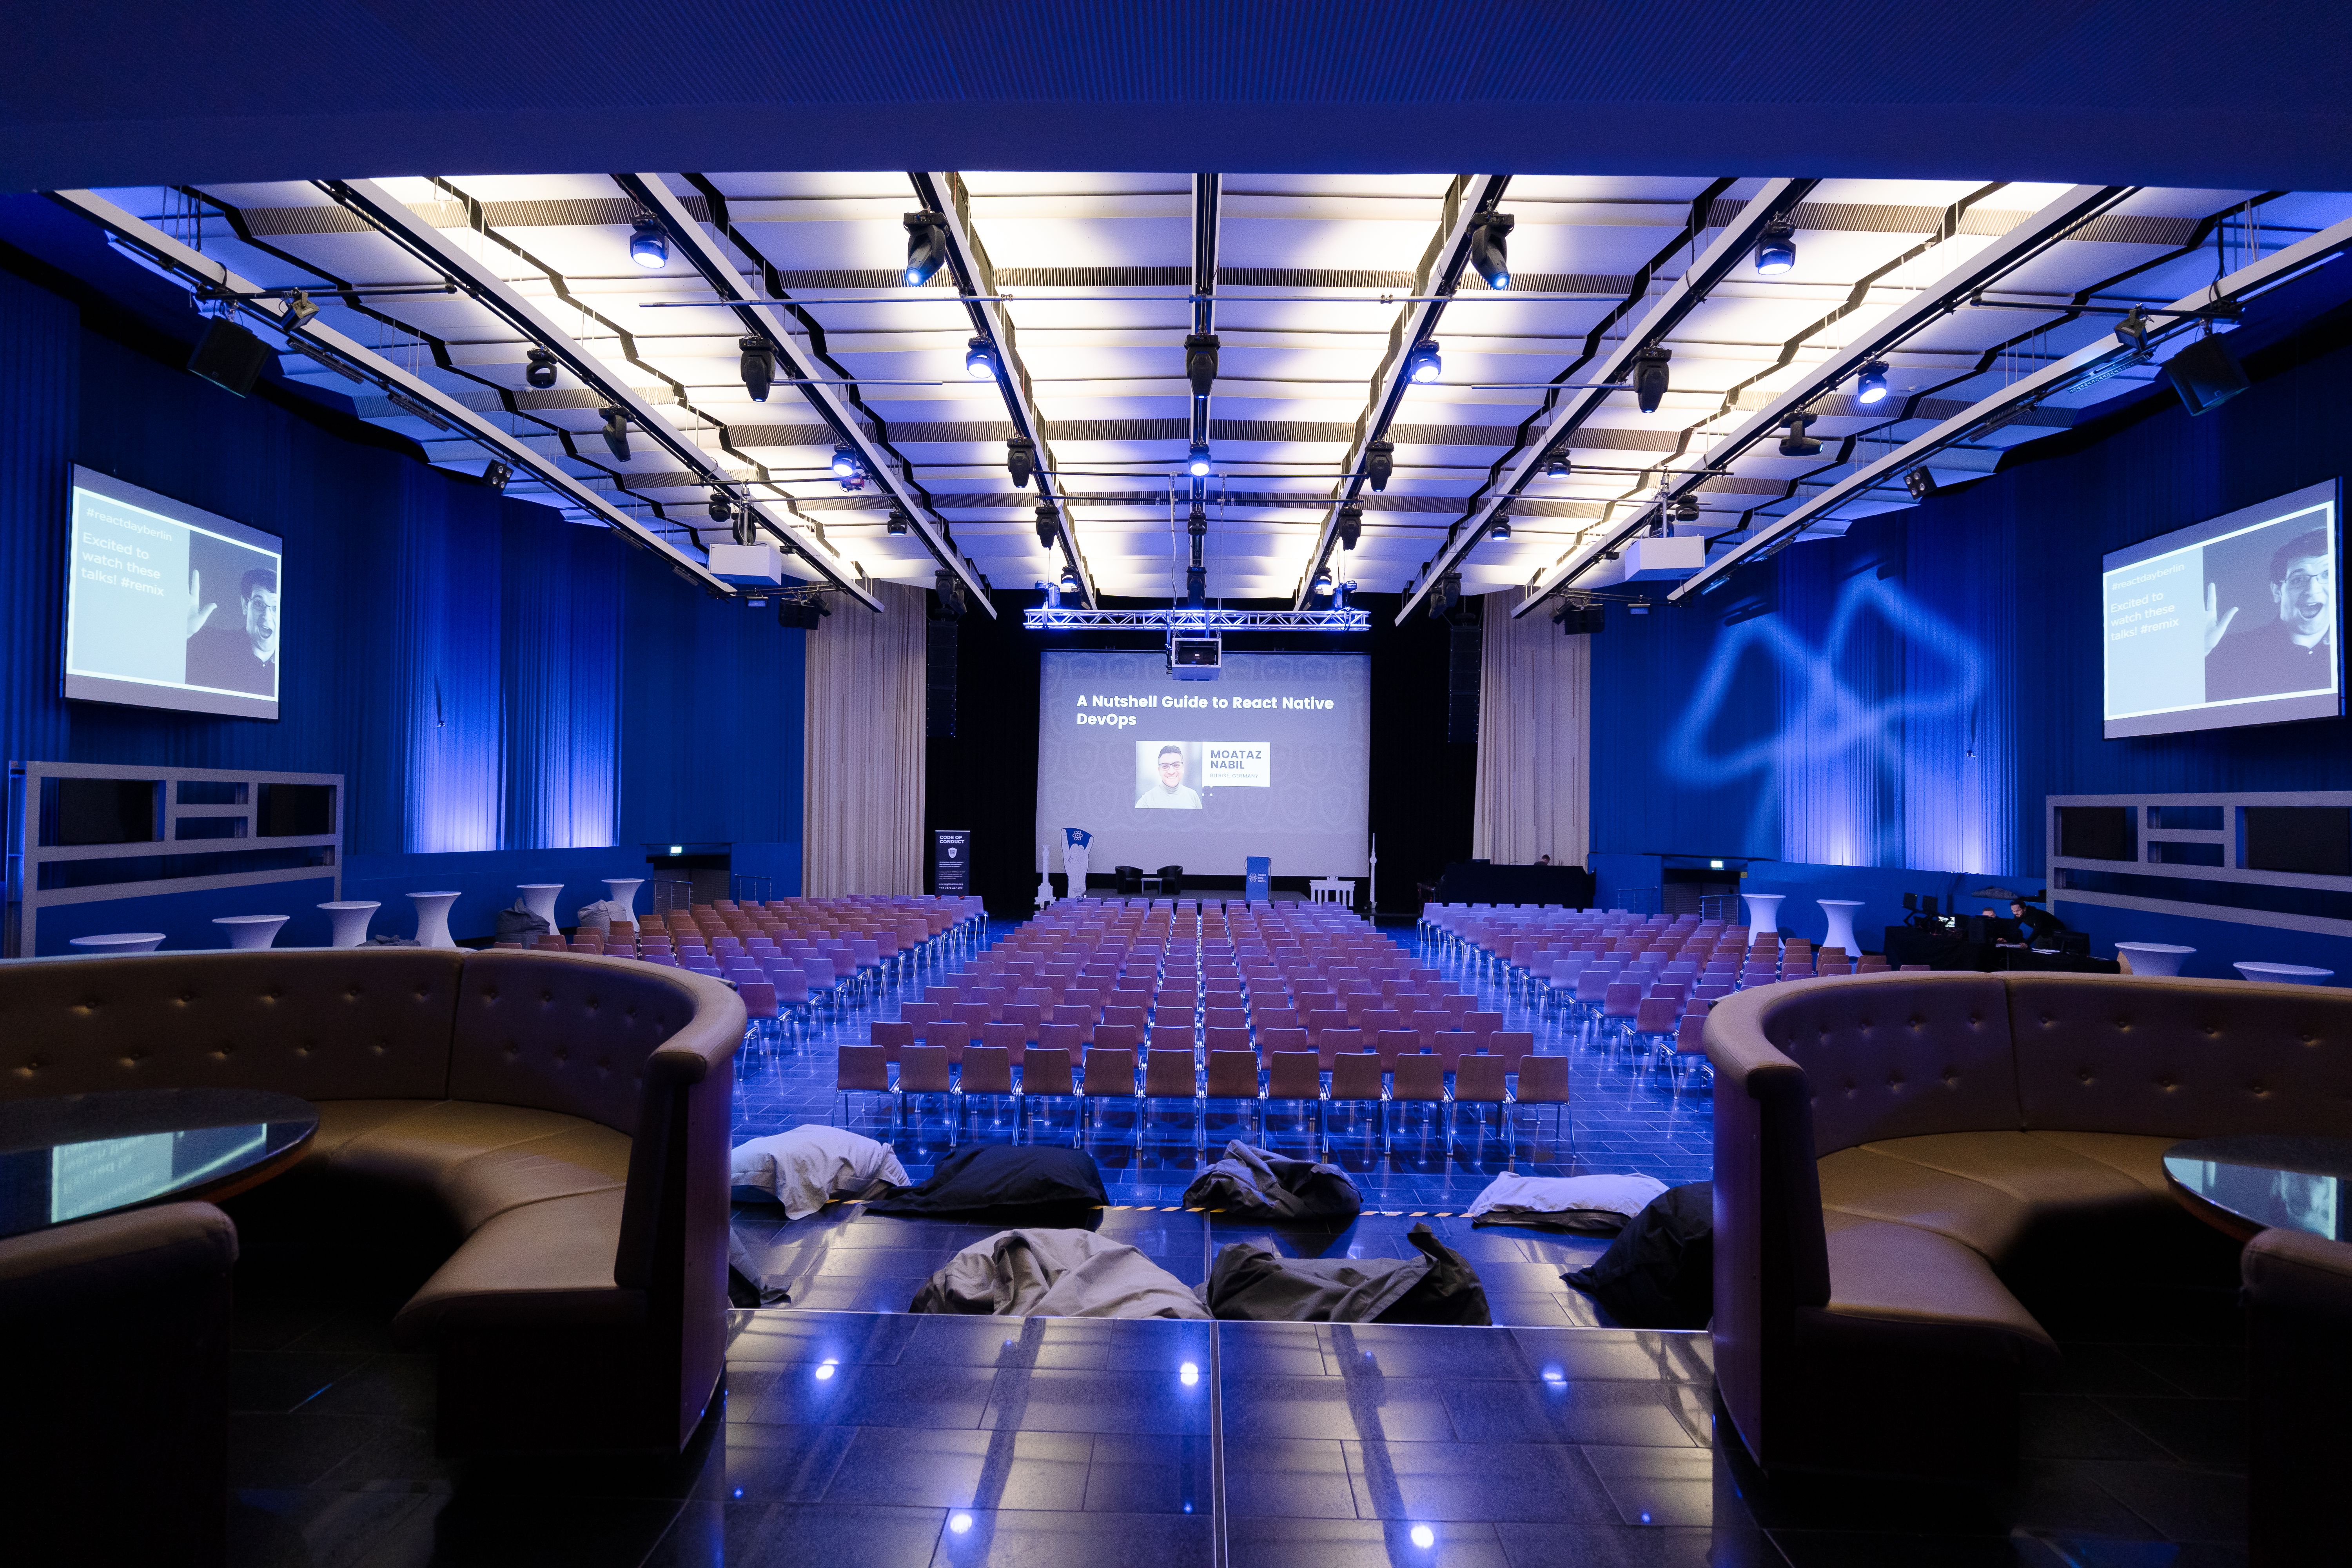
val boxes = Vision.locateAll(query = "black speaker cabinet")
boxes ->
[2164,334,2249,417]
[186,318,274,397]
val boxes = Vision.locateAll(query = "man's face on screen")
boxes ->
[1158,752,1186,789]
[243,586,280,659]
[2272,553,2330,639]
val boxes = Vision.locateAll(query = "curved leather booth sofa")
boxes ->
[1706,970,2352,1485]
[0,948,744,1458]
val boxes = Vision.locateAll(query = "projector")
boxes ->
[706,542,783,587]
[1168,635,1221,681]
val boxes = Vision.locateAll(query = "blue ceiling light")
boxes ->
[965,336,999,380]
[1405,340,1443,383]
[628,217,668,269]
[831,445,861,479]
[1754,214,1797,275]
[1187,442,1212,477]
[1855,359,1889,405]
[1543,452,1571,478]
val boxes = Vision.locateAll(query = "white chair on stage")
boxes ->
[408,891,461,950]
[214,915,290,950]
[2114,942,2194,977]
[1742,893,1784,946]
[318,901,380,949]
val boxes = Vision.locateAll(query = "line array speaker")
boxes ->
[926,617,958,739]
[1446,616,1481,744]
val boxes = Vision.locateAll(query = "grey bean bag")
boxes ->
[908,1227,1209,1319]
[1196,1222,1491,1325]
[1182,1142,1362,1222]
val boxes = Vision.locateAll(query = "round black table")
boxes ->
[0,1087,318,1240]
[2161,1134,2352,1243]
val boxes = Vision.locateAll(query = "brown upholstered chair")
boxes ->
[0,1202,239,1567]
[2243,1226,2352,1567]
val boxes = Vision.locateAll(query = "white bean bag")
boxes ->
[1464,1172,1670,1233]
[730,1126,911,1220]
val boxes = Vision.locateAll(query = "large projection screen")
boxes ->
[64,467,283,720]
[1038,650,1371,879]
[2102,479,2341,739]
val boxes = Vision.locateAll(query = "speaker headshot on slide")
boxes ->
[184,546,280,696]
[2204,524,2334,702]
[1135,742,1203,809]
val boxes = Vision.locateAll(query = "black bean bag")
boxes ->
[1561,1181,1713,1329]
[1182,1142,1362,1223]
[862,1145,1109,1221]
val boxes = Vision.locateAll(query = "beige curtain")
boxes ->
[1472,591,1592,868]
[803,581,927,894]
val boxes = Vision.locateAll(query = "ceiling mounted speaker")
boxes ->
[2165,333,2249,417]
[186,318,273,397]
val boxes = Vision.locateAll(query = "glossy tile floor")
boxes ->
[224,1263,2251,1567]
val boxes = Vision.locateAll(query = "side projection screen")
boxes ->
[2102,479,2341,739]
[64,466,283,721]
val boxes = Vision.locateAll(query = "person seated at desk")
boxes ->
[2000,899,2069,951]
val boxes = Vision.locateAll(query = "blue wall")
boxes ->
[0,266,807,950]
[1592,314,2352,980]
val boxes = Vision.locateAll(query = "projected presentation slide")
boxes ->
[64,466,283,720]
[2103,479,2339,739]
[1038,650,1370,877]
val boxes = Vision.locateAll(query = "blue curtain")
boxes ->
[502,510,619,849]
[0,271,74,768]
[618,545,806,848]
[398,464,503,853]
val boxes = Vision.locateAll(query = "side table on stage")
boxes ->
[603,878,644,919]
[1818,900,1863,955]
[408,891,461,949]
[1742,893,1784,946]
[318,901,379,949]
[2116,942,2194,977]
[517,883,566,932]
[68,933,165,955]
[213,915,289,950]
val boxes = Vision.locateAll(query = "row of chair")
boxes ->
[836,1043,1569,1156]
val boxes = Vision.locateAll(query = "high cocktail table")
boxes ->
[0,1087,318,1240]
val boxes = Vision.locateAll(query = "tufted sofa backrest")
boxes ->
[447,950,706,1135]
[0,950,464,1102]
[1748,972,2020,1156]
[2009,974,2352,1140]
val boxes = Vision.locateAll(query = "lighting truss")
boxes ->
[1021,608,1370,631]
